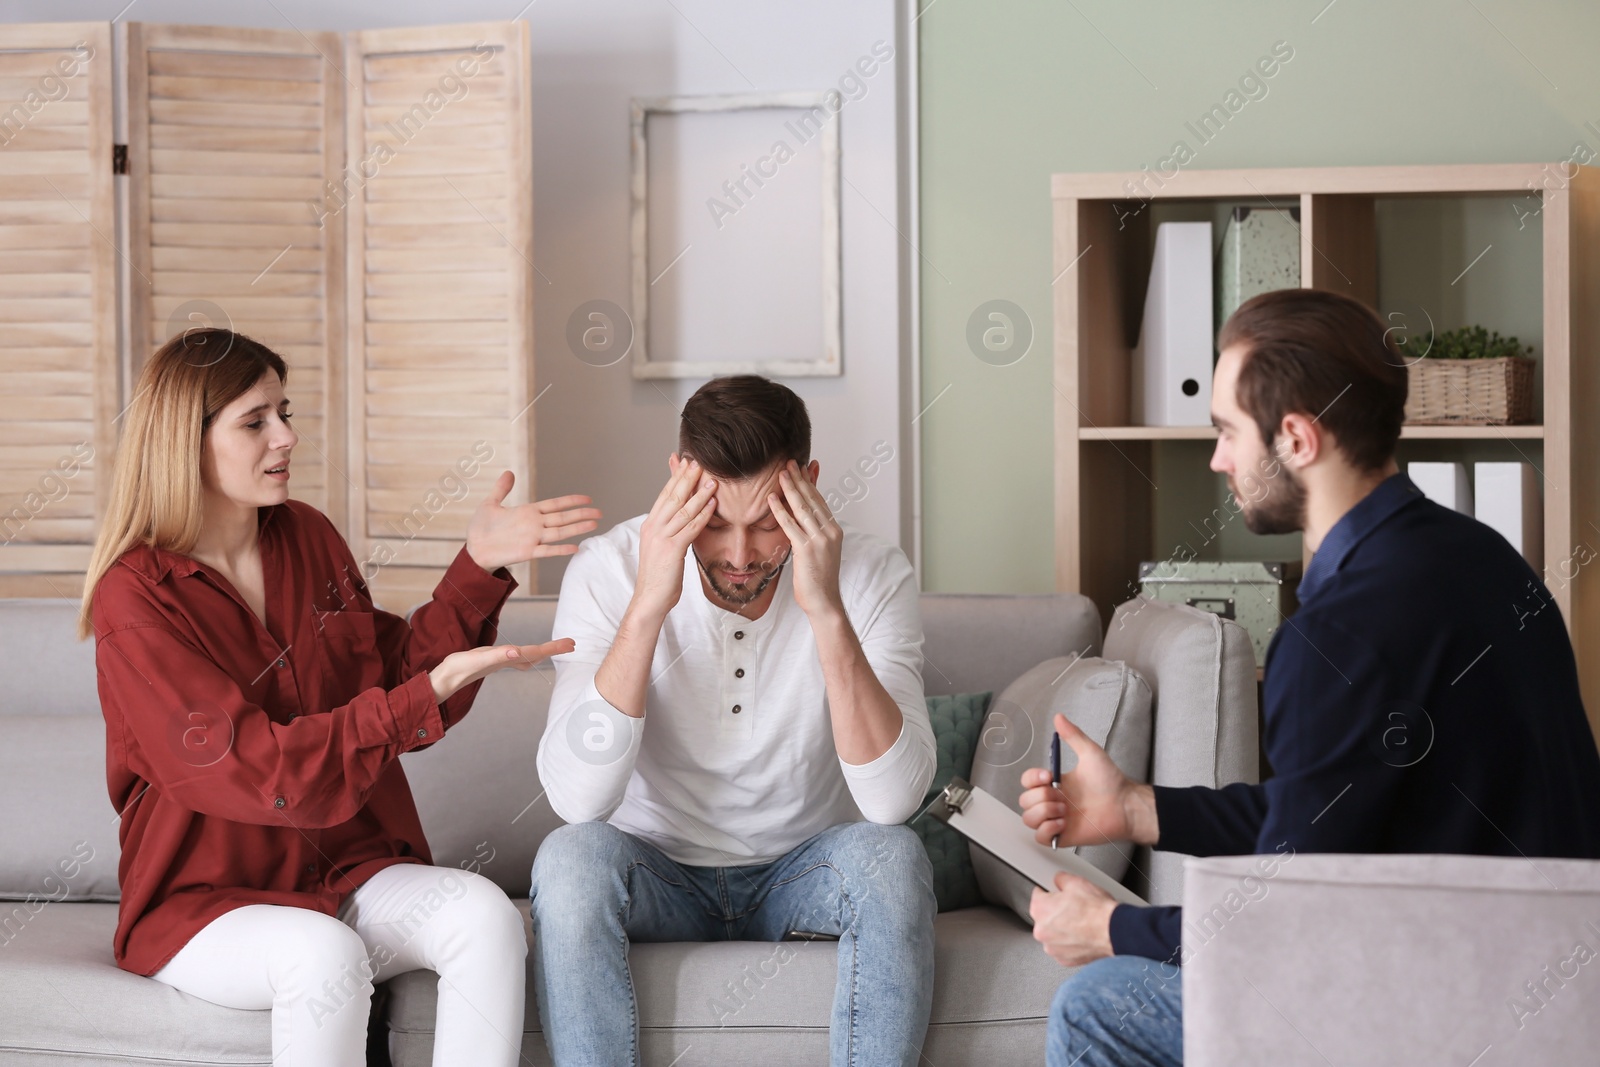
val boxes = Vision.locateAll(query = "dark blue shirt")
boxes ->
[1109,473,1600,963]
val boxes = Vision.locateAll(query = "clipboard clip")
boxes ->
[924,776,973,825]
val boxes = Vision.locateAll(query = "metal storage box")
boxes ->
[1137,560,1302,665]
[1215,205,1301,329]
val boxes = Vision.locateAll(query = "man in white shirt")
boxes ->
[530,375,938,1066]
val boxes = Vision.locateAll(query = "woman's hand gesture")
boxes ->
[429,638,575,704]
[466,471,602,574]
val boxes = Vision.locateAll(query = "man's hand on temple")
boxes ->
[631,453,718,619]
[767,459,846,621]
[593,454,717,719]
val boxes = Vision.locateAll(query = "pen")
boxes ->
[1050,732,1061,849]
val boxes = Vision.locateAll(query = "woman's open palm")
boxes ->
[466,471,601,573]
[430,639,575,704]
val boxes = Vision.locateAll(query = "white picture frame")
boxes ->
[629,92,842,379]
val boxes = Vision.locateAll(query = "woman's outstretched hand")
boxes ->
[466,471,602,573]
[428,638,575,705]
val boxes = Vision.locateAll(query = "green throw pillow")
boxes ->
[908,691,990,911]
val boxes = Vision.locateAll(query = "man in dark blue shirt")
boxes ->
[1020,287,1600,1067]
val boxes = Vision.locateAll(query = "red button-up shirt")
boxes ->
[91,499,515,976]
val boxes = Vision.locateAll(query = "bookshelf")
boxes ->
[1051,164,1600,734]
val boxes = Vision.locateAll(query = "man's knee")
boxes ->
[530,822,630,915]
[828,822,933,917]
[1051,956,1178,1041]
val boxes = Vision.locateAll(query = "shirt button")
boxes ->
[734,668,745,678]
[734,630,745,640]
[417,728,428,739]
[732,704,742,714]
[275,658,286,669]
[273,797,285,809]
[306,864,316,874]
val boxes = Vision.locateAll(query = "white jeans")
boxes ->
[151,864,527,1067]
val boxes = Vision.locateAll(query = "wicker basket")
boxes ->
[1405,356,1535,425]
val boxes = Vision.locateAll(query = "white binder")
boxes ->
[1475,462,1543,569]
[1131,221,1213,426]
[1409,461,1474,515]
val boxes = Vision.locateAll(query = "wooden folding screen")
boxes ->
[125,23,348,527]
[0,23,116,598]
[0,19,540,611]
[344,22,535,608]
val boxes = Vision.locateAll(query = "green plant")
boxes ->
[1418,325,1535,361]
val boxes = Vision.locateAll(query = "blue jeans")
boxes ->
[529,820,936,1067]
[1048,956,1183,1067]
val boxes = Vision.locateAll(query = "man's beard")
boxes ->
[1234,462,1307,536]
[692,545,791,607]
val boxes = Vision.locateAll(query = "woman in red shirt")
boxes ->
[83,329,599,1065]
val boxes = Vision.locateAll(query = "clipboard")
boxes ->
[926,777,1148,907]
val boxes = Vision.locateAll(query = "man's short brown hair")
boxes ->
[1217,288,1408,472]
[678,374,811,480]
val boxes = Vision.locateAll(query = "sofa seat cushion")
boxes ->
[386,901,1067,1063]
[0,900,1068,1066]
[0,902,270,1065]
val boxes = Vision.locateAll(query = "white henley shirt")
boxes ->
[535,514,936,867]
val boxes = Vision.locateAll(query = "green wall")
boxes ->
[917,0,1600,592]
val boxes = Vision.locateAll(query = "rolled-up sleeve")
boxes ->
[536,537,645,823]
[837,550,935,824]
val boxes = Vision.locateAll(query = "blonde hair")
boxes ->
[78,329,288,639]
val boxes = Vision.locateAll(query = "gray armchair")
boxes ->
[1182,852,1600,1064]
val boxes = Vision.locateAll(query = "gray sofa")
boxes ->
[3,591,1135,1065]
[16,589,1592,1066]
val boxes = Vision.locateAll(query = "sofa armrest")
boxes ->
[1181,853,1600,1066]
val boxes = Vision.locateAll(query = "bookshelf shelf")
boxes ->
[1079,424,1547,441]
[1398,424,1546,440]
[1052,164,1600,735]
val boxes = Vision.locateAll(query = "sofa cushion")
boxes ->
[0,599,101,718]
[0,901,271,1065]
[399,665,556,900]
[967,656,1153,922]
[918,593,1101,697]
[0,716,121,901]
[385,900,1066,1066]
[0,600,123,902]
[398,598,561,900]
[1103,596,1258,905]
[911,691,990,911]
